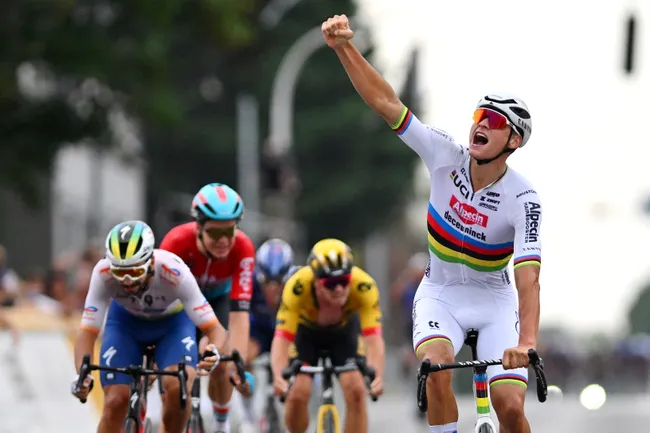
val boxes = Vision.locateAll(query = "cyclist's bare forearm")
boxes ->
[228,311,249,360]
[205,322,229,354]
[74,329,98,372]
[514,265,541,347]
[334,43,403,124]
[364,334,385,377]
[270,336,291,378]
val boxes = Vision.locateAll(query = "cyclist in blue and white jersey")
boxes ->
[322,15,542,433]
[71,221,229,433]
[240,238,298,427]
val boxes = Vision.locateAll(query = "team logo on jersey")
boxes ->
[478,195,500,211]
[450,170,473,200]
[450,195,488,227]
[238,257,254,298]
[523,201,541,243]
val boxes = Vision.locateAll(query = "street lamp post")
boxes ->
[266,19,369,249]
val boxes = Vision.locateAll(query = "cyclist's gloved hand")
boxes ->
[197,343,220,376]
[273,375,289,398]
[71,374,94,400]
[370,375,384,397]
[242,371,255,395]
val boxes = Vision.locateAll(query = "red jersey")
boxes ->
[160,222,255,312]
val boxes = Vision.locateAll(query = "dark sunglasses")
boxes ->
[203,226,236,240]
[319,274,351,290]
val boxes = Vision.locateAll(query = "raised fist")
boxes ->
[321,14,354,48]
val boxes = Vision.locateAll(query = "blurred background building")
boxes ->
[1,0,650,431]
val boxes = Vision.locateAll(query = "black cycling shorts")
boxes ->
[289,313,365,370]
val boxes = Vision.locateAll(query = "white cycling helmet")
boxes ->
[476,93,532,147]
[105,220,155,267]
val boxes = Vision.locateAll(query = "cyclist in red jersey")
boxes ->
[160,182,255,433]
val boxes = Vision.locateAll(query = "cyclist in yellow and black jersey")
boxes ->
[270,238,385,433]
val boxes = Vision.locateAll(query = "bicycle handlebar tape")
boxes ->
[77,355,92,404]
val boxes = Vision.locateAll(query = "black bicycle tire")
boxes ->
[321,409,336,433]
[265,399,281,433]
[123,417,138,433]
[186,414,202,433]
[477,423,495,433]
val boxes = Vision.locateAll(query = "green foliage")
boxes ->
[0,0,257,205]
[228,0,420,245]
[628,282,650,334]
[2,0,420,247]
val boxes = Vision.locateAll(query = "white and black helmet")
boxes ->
[476,94,532,147]
[105,220,155,267]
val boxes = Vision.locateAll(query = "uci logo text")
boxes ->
[449,170,472,200]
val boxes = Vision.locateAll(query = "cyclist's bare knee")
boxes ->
[102,385,130,422]
[285,374,312,433]
[161,365,195,403]
[286,374,312,407]
[491,383,527,432]
[339,371,366,410]
[417,341,454,394]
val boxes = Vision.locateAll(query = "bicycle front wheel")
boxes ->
[144,418,153,433]
[265,399,281,433]
[187,413,205,433]
[123,417,138,433]
[478,424,495,433]
[316,406,340,433]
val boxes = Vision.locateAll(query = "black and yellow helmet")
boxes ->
[307,238,354,278]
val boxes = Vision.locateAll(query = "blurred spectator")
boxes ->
[0,244,21,307]
[0,308,19,346]
[21,267,63,315]
[67,244,103,312]
[45,266,72,315]
[390,252,428,376]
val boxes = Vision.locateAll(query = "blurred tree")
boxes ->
[0,0,259,206]
[628,282,650,334]
[1,0,420,248]
[231,0,420,245]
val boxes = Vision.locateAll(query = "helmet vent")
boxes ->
[510,106,530,119]
[119,236,142,260]
[203,203,216,215]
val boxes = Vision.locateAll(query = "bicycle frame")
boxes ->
[416,331,548,433]
[250,354,282,433]
[123,347,155,427]
[75,351,188,432]
[465,330,497,433]
[185,349,248,433]
[281,356,377,433]
[315,358,342,433]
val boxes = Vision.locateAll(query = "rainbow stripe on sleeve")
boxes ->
[390,106,413,135]
[513,255,541,269]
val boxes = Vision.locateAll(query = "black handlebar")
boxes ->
[527,349,547,403]
[204,349,248,388]
[74,354,188,409]
[416,349,548,412]
[280,357,379,403]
